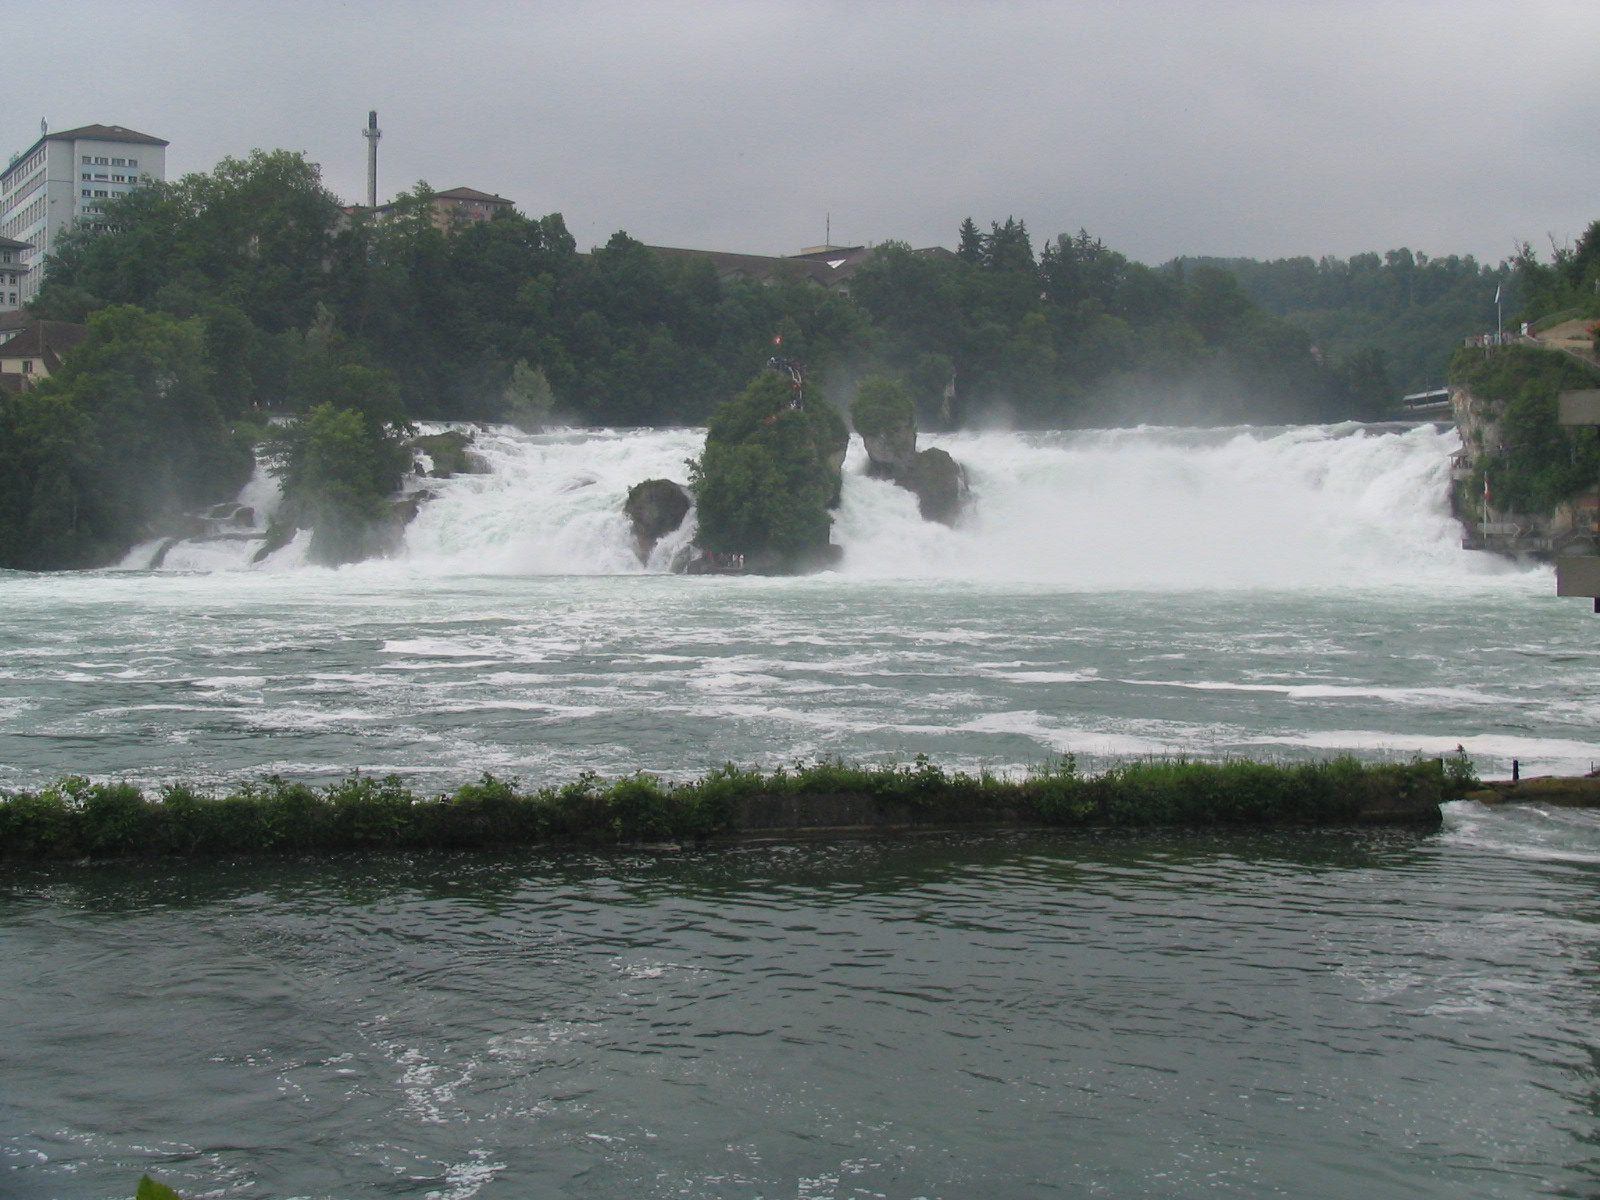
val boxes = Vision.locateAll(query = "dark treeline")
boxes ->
[1178,249,1515,396]
[31,150,1403,433]
[852,220,1393,428]
[1510,222,1600,327]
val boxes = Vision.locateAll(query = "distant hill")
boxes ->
[1171,250,1514,395]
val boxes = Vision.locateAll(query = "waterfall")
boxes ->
[834,422,1500,587]
[124,421,1514,588]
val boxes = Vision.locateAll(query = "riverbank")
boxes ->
[0,756,1462,861]
[1467,774,1600,806]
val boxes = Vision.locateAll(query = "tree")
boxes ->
[41,150,345,336]
[851,375,916,441]
[266,392,413,566]
[957,217,984,265]
[983,217,1035,274]
[0,306,252,569]
[690,373,847,569]
[501,359,556,429]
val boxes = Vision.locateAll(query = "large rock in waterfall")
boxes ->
[625,478,692,562]
[902,447,968,525]
[410,430,489,478]
[690,373,849,574]
[852,376,968,526]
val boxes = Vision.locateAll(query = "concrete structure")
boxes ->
[0,123,168,307]
[362,111,382,210]
[0,235,31,311]
[428,187,514,229]
[357,186,516,232]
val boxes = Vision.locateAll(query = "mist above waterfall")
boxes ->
[130,421,1518,590]
[835,422,1500,587]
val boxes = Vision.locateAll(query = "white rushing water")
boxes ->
[125,421,1511,589]
[11,421,1591,794]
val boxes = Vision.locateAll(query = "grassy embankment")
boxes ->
[0,755,1468,861]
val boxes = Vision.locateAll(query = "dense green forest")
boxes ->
[1508,222,1600,329]
[30,150,1401,434]
[2,146,1561,569]
[1177,250,1517,396]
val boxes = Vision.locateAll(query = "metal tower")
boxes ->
[362,110,381,209]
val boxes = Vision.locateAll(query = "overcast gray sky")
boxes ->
[18,0,1599,265]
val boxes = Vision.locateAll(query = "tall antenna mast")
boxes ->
[362,110,382,209]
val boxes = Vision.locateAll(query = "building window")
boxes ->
[93,190,109,198]
[82,189,92,197]
[112,158,126,166]
[94,156,109,165]
[128,159,138,168]
[82,156,92,165]
[21,360,32,374]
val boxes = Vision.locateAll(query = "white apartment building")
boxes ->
[0,236,30,310]
[0,123,168,310]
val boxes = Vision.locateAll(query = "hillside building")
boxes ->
[0,236,31,311]
[0,319,90,391]
[0,123,168,308]
[429,186,514,229]
[348,186,516,233]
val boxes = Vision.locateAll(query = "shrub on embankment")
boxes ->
[0,756,1464,861]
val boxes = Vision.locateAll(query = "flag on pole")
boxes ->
[1494,284,1502,304]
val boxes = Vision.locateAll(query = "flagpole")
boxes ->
[1495,283,1503,343]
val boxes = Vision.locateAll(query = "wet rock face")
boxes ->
[625,479,692,561]
[851,377,965,523]
[862,425,918,480]
[903,447,968,526]
[411,431,489,478]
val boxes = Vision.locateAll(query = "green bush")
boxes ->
[0,755,1447,861]
[851,375,915,439]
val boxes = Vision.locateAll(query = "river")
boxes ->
[3,422,1600,1197]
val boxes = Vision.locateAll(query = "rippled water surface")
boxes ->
[6,424,1600,1197]
[6,809,1600,1199]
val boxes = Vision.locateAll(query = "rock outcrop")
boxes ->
[854,377,968,526]
[861,422,916,480]
[691,373,850,574]
[1451,380,1600,559]
[411,430,489,478]
[624,479,692,562]
[901,447,968,525]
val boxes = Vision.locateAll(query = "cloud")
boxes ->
[17,0,1600,264]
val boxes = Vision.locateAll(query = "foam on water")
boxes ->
[836,422,1527,587]
[1443,800,1600,864]
[127,421,1539,590]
